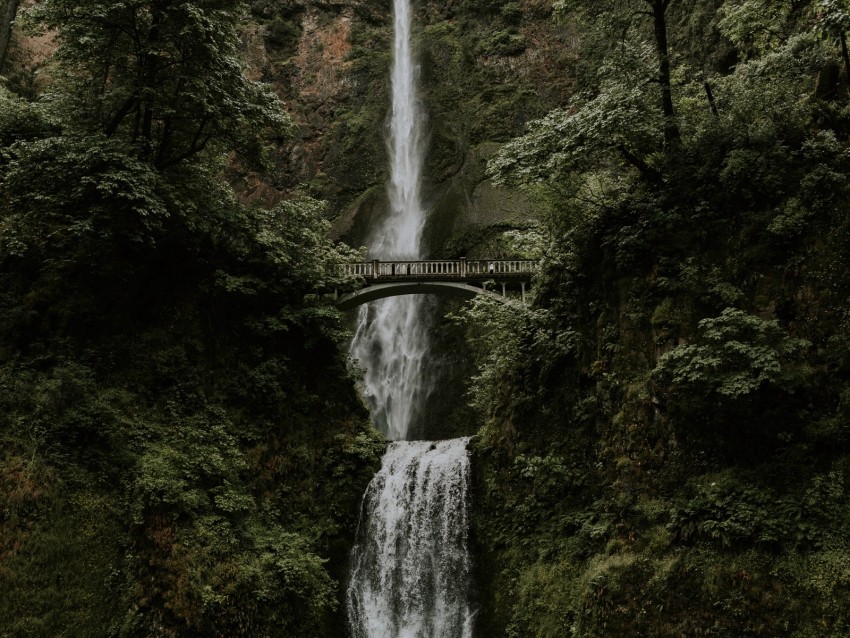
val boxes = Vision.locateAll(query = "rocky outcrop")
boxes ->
[1,0,55,96]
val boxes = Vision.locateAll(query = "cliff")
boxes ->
[239,0,573,252]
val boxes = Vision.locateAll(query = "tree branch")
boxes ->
[159,133,212,169]
[157,115,211,169]
[617,143,661,181]
[704,81,719,117]
[104,95,139,137]
[154,77,186,166]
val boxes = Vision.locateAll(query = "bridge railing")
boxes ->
[346,262,376,277]
[341,259,538,279]
[465,260,537,276]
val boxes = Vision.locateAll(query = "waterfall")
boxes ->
[348,0,430,442]
[347,440,475,638]
[346,1,474,635]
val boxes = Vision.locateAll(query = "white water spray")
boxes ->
[347,440,475,638]
[349,0,430,441]
[374,0,427,260]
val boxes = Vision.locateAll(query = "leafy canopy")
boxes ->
[25,0,289,169]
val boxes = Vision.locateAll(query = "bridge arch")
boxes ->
[335,281,503,310]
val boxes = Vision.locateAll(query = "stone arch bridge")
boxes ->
[335,259,538,310]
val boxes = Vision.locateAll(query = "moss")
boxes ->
[471,446,850,637]
[0,475,125,635]
[265,17,302,54]
[475,30,528,57]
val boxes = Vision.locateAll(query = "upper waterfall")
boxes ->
[373,0,427,259]
[349,0,431,441]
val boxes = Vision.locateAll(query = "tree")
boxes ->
[556,0,680,144]
[488,41,665,187]
[0,3,375,635]
[489,0,691,191]
[27,0,288,169]
[648,0,679,143]
[0,0,20,74]
[814,0,850,85]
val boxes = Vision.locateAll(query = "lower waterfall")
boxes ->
[346,439,474,638]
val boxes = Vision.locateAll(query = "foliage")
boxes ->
[24,0,289,169]
[0,1,380,636]
[653,308,810,399]
[452,295,535,422]
[488,42,663,187]
[717,0,796,56]
[470,0,850,634]
[668,473,813,548]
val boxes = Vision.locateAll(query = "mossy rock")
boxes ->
[424,142,537,256]
[331,184,387,247]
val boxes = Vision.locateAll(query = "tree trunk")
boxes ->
[703,81,719,117]
[138,9,163,161]
[840,32,850,90]
[0,0,21,75]
[652,0,680,144]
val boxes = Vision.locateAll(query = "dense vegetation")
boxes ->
[463,0,850,635]
[4,0,850,636]
[0,2,382,636]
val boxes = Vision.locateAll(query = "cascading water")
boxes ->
[347,440,474,638]
[348,0,430,442]
[346,0,474,635]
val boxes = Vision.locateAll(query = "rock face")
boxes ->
[2,0,55,96]
[244,0,577,252]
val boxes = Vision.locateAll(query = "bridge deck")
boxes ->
[343,259,537,281]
